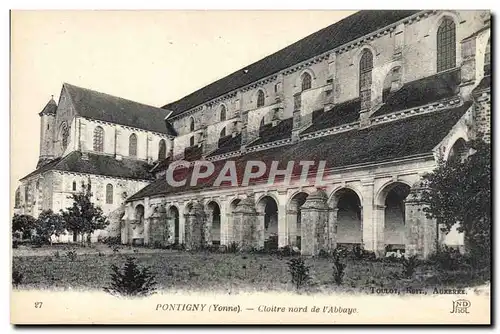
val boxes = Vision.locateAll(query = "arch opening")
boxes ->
[206,201,221,245]
[257,196,279,250]
[288,192,308,249]
[333,188,362,248]
[133,204,145,246]
[448,138,468,163]
[168,206,180,244]
[382,183,410,252]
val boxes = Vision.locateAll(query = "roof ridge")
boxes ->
[63,82,168,112]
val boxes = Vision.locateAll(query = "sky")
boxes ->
[10,10,355,200]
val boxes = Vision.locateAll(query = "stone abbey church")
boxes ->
[15,10,491,257]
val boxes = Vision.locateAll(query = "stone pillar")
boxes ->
[373,205,386,257]
[277,191,288,248]
[255,212,265,248]
[405,183,437,259]
[184,201,207,250]
[220,200,230,245]
[149,206,169,247]
[327,208,338,251]
[205,209,214,245]
[232,197,257,249]
[361,180,375,252]
[300,189,329,256]
[287,209,298,246]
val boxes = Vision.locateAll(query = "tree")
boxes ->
[34,210,66,245]
[12,214,36,239]
[421,139,491,268]
[104,257,157,297]
[61,184,109,243]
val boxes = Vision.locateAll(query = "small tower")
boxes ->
[37,96,57,168]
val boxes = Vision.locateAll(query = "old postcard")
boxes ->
[10,10,491,325]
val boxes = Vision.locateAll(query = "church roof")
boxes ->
[472,75,491,94]
[20,151,154,181]
[39,97,57,116]
[162,10,420,117]
[302,98,361,135]
[371,68,461,118]
[128,101,471,201]
[63,83,177,136]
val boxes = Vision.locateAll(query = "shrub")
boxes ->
[53,251,60,258]
[278,245,300,257]
[103,236,121,246]
[428,245,466,271]
[332,254,346,285]
[401,255,419,278]
[66,250,77,261]
[104,257,157,297]
[227,241,239,253]
[12,240,19,249]
[12,268,24,287]
[287,257,311,290]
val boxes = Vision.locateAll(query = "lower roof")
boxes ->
[20,151,154,181]
[128,101,471,201]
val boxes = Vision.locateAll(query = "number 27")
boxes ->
[34,302,43,308]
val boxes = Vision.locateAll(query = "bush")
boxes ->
[332,254,346,285]
[12,268,24,287]
[428,245,467,271]
[104,257,157,297]
[227,241,239,253]
[12,240,19,249]
[103,236,121,246]
[401,255,419,278]
[287,257,311,290]
[66,250,77,261]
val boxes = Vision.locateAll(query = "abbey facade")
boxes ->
[16,10,491,256]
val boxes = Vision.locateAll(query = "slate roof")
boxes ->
[247,118,293,147]
[207,133,242,157]
[63,83,177,136]
[472,75,491,94]
[371,68,461,118]
[128,102,471,201]
[20,151,154,181]
[162,10,419,117]
[39,98,57,116]
[302,98,361,134]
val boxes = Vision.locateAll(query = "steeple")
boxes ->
[38,96,57,116]
[37,96,58,168]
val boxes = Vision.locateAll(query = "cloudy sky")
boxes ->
[10,10,354,200]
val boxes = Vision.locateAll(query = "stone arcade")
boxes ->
[16,10,491,257]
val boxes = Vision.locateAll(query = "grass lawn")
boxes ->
[12,244,490,294]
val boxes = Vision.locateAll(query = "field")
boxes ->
[12,243,490,294]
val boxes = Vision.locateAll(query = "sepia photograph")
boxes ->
[10,9,491,325]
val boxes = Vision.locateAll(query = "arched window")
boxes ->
[359,49,373,110]
[189,117,195,132]
[158,139,166,160]
[257,90,265,107]
[189,136,195,147]
[220,127,226,138]
[58,122,69,151]
[437,18,456,72]
[24,184,29,204]
[301,72,312,91]
[93,126,104,152]
[15,188,21,208]
[220,105,226,121]
[129,133,137,157]
[484,37,491,76]
[72,181,77,191]
[106,184,113,204]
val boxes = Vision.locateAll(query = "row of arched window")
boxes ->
[71,180,114,204]
[92,126,167,160]
[185,17,481,134]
